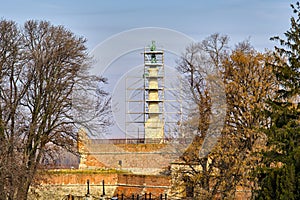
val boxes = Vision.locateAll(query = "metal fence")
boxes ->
[112,193,168,200]
[63,193,168,200]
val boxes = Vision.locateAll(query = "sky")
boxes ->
[0,0,292,51]
[0,0,294,138]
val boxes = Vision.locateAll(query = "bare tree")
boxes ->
[172,33,229,199]
[0,19,28,199]
[0,20,111,199]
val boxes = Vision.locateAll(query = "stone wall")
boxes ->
[77,129,187,175]
[28,171,171,200]
[78,141,178,175]
[115,174,170,197]
[29,170,252,200]
[29,172,118,200]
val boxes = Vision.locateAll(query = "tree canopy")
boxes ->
[0,20,111,199]
[256,2,300,199]
[173,34,276,199]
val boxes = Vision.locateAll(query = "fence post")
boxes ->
[86,179,90,195]
[102,179,105,196]
[67,194,74,200]
[165,194,167,200]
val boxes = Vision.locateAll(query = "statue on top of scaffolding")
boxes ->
[150,41,157,63]
[150,40,156,51]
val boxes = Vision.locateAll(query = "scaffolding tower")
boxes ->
[143,41,165,142]
[125,41,181,144]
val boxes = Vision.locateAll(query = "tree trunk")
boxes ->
[16,176,31,200]
[0,175,6,200]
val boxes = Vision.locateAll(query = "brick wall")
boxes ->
[78,138,184,175]
[79,142,177,174]
[30,172,171,200]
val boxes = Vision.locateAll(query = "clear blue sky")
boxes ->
[0,0,292,52]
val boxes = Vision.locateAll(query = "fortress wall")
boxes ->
[79,142,176,174]
[29,172,171,200]
[29,173,118,199]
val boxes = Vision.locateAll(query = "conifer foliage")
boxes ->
[256,2,300,199]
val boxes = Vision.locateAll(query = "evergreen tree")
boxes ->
[256,2,300,199]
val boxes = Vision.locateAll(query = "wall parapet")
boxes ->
[30,170,171,200]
